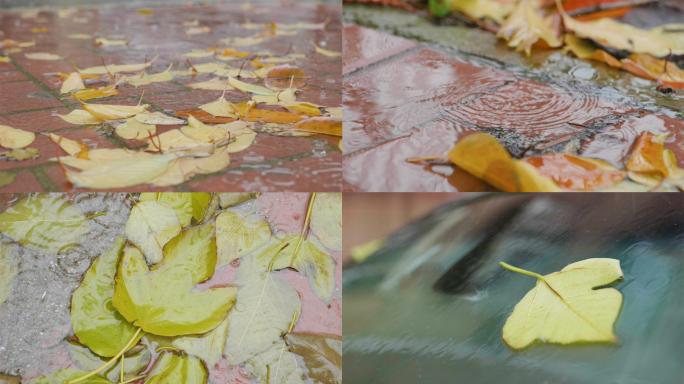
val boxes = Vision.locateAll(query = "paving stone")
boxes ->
[0,81,64,114]
[0,170,43,192]
[344,47,515,154]
[343,23,418,75]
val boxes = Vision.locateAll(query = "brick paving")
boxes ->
[0,2,342,192]
[342,23,684,192]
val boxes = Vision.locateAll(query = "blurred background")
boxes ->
[0,0,331,9]
[342,193,464,265]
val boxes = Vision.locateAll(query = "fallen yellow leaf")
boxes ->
[496,0,561,56]
[57,109,103,125]
[49,133,89,158]
[116,119,157,140]
[562,34,622,68]
[0,126,35,149]
[68,86,119,100]
[501,258,623,349]
[25,52,61,60]
[621,54,684,89]
[310,41,341,57]
[523,154,626,191]
[95,38,129,46]
[60,72,86,94]
[65,154,177,189]
[264,65,308,79]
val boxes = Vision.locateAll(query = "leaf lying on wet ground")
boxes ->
[0,194,92,254]
[284,332,342,384]
[523,154,626,191]
[496,0,561,56]
[0,125,35,149]
[501,258,623,349]
[125,200,181,265]
[65,153,177,189]
[245,340,305,384]
[27,368,112,384]
[144,351,208,384]
[0,244,17,306]
[66,340,150,382]
[625,131,684,190]
[215,208,272,267]
[139,192,211,227]
[114,222,237,336]
[71,236,143,357]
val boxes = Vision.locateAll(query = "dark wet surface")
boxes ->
[343,194,684,384]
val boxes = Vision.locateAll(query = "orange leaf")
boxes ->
[174,109,237,124]
[264,65,308,79]
[626,131,670,176]
[291,117,342,136]
[620,54,684,89]
[523,154,625,190]
[245,109,307,123]
[69,86,119,100]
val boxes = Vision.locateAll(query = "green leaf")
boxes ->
[125,200,181,264]
[500,258,623,349]
[217,193,256,208]
[144,351,207,384]
[27,368,112,384]
[224,254,301,366]
[310,193,342,252]
[429,0,451,17]
[0,194,91,254]
[170,313,230,367]
[254,236,336,304]
[139,193,211,227]
[66,340,151,383]
[0,243,17,306]
[215,209,271,268]
[0,171,14,188]
[284,333,342,384]
[244,341,304,384]
[71,236,142,357]
[114,223,237,336]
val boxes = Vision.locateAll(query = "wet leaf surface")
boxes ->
[285,332,342,384]
[125,200,181,265]
[144,351,207,384]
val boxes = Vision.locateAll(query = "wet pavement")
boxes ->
[342,5,684,192]
[0,2,342,192]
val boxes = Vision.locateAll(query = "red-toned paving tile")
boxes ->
[0,170,43,192]
[447,78,634,142]
[344,47,515,154]
[186,153,342,192]
[580,113,684,167]
[0,71,27,83]
[0,81,63,114]
[226,134,318,167]
[343,23,418,75]
[343,118,490,192]
[0,107,76,133]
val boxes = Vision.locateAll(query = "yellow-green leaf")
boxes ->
[215,209,271,267]
[139,193,211,227]
[501,258,623,349]
[144,351,208,384]
[66,340,150,382]
[125,200,181,264]
[245,340,305,384]
[310,193,341,252]
[0,243,17,306]
[284,332,342,384]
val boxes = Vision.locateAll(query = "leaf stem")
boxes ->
[119,355,124,383]
[289,193,316,268]
[120,375,145,384]
[65,327,142,384]
[268,242,290,273]
[406,156,448,163]
[84,212,107,220]
[499,262,545,281]
[287,310,297,334]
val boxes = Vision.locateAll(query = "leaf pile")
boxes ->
[431,0,684,90]
[408,131,684,192]
[9,192,342,384]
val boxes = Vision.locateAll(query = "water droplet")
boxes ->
[569,65,596,80]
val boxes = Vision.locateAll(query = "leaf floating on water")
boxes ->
[255,236,335,304]
[215,208,271,267]
[496,0,561,56]
[501,258,623,349]
[26,368,112,384]
[217,193,256,208]
[25,52,61,60]
[244,340,305,384]
[58,110,103,125]
[170,314,230,367]
[144,351,208,384]
[66,340,150,382]
[71,236,143,357]
[523,154,626,191]
[65,153,177,189]
[291,117,342,136]
[310,193,342,252]
[285,332,342,384]
[0,194,92,254]
[60,72,86,94]
[126,200,181,265]
[310,41,341,57]
[0,125,35,149]
[224,254,301,365]
[139,193,211,227]
[114,223,237,336]
[0,244,18,306]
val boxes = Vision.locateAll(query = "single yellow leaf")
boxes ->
[621,54,684,89]
[134,112,185,125]
[25,52,61,60]
[310,41,341,57]
[264,64,308,79]
[186,78,236,91]
[116,119,157,140]
[49,133,89,157]
[0,57,11,63]
[215,209,271,267]
[291,117,341,136]
[562,34,622,68]
[496,0,561,56]
[65,153,177,189]
[199,97,238,118]
[228,76,275,95]
[151,147,230,186]
[95,38,129,46]
[523,154,626,191]
[449,0,513,24]
[60,72,86,94]
[83,102,149,121]
[181,115,227,143]
[0,125,35,149]
[501,258,623,349]
[126,200,181,265]
[69,86,119,100]
[57,109,103,125]
[282,102,321,117]
[4,147,39,160]
[145,129,214,156]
